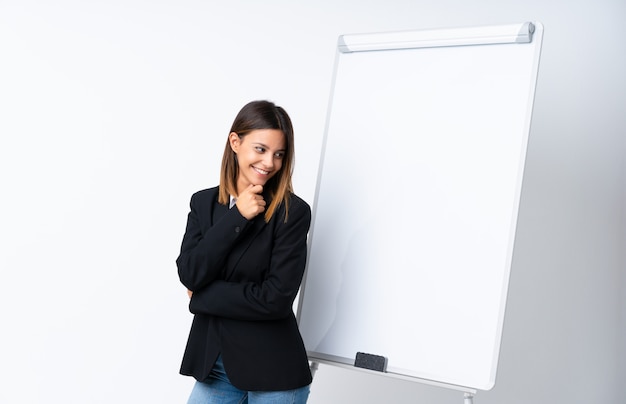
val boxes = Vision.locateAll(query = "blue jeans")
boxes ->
[187,356,310,404]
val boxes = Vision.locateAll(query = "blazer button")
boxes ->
[234,226,241,233]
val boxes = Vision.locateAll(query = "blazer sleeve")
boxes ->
[189,196,311,321]
[176,191,252,291]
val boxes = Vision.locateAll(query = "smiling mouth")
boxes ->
[253,166,270,175]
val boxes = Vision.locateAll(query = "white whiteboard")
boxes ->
[297,22,543,391]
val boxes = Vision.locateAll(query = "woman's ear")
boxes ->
[229,132,240,152]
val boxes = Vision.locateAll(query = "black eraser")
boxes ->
[354,352,387,372]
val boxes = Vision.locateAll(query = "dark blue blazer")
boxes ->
[176,186,312,391]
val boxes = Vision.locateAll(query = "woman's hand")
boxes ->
[236,184,266,220]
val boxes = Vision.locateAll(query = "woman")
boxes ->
[177,100,312,403]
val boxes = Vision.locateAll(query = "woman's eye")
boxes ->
[255,147,266,153]
[275,152,285,159]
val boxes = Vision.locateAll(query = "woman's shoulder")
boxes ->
[279,193,311,223]
[288,193,310,212]
[191,186,219,197]
[189,186,220,205]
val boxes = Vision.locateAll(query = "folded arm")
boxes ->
[189,197,311,321]
[177,192,251,292]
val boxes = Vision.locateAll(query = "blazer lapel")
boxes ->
[211,196,229,227]
[222,191,273,280]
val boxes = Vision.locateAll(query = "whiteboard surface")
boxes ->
[298,23,543,391]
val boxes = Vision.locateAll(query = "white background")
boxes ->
[0,1,623,403]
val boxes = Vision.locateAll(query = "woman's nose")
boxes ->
[262,153,274,168]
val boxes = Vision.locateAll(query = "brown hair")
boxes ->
[219,100,295,222]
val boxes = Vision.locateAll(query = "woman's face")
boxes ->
[229,129,286,195]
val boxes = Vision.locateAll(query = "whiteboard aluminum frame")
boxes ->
[338,22,535,53]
